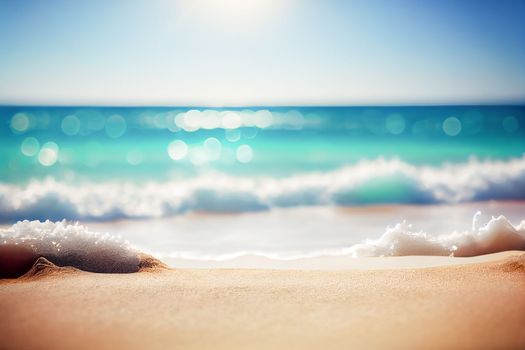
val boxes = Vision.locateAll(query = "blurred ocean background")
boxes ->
[1,105,525,261]
[2,105,524,182]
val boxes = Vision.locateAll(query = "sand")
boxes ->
[1,252,525,350]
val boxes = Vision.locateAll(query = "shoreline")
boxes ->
[160,250,525,270]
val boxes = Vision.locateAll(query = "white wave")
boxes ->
[348,213,525,257]
[1,155,525,221]
[0,220,142,273]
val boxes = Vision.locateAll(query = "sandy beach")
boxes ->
[1,252,524,350]
[2,0,525,348]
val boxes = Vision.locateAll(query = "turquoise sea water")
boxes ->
[0,105,525,222]
[2,105,524,181]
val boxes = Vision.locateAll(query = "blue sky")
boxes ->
[0,0,524,105]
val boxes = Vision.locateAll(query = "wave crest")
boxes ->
[1,155,525,221]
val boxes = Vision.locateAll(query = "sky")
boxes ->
[0,0,524,106]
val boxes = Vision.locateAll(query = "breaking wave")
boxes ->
[1,155,525,222]
[0,220,147,274]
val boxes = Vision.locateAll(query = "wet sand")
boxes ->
[1,252,525,350]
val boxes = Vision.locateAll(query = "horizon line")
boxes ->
[1,101,525,109]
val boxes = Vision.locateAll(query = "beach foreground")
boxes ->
[1,253,525,350]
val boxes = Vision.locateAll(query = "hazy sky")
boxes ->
[1,0,524,105]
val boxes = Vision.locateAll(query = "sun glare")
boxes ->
[177,0,289,28]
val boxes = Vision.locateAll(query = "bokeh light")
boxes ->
[242,127,258,139]
[126,150,144,165]
[21,137,40,157]
[105,115,127,138]
[160,109,279,131]
[442,117,462,136]
[166,112,181,132]
[204,137,222,160]
[61,115,81,136]
[154,113,168,129]
[253,110,272,128]
[174,113,185,129]
[385,113,405,135]
[201,110,221,129]
[38,142,59,166]
[222,112,242,129]
[184,110,202,131]
[282,110,305,130]
[236,144,253,163]
[225,129,241,142]
[10,113,30,133]
[168,140,188,160]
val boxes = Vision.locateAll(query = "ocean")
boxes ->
[1,105,525,264]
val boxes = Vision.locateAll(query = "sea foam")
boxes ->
[347,213,525,257]
[0,220,144,273]
[1,155,525,222]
